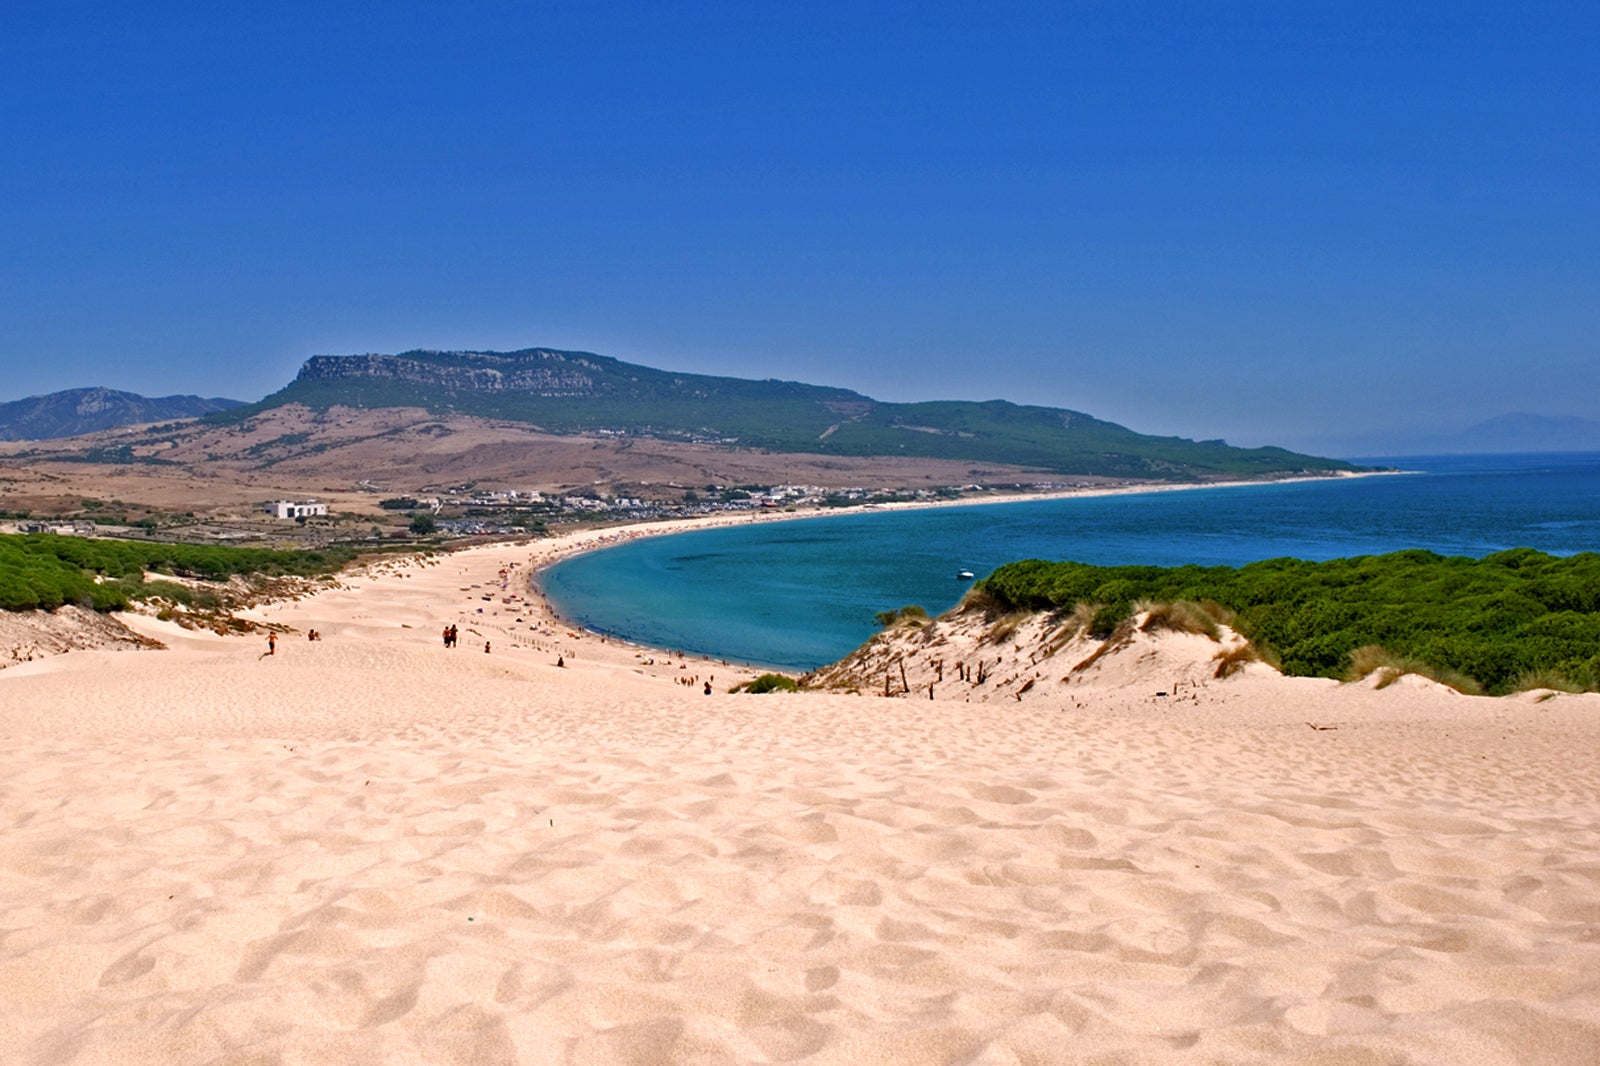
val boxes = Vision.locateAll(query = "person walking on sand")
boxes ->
[264,632,276,657]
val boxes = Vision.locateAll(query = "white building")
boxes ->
[268,500,328,519]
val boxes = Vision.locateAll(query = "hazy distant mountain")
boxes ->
[0,387,244,441]
[1315,413,1600,458]
[217,347,1362,480]
[1435,414,1600,454]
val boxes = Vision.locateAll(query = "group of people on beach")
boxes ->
[672,672,714,694]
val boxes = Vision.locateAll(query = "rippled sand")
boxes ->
[2,541,1596,1064]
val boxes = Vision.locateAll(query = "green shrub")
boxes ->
[738,673,800,694]
[141,580,195,606]
[1087,602,1130,639]
[0,533,388,615]
[874,604,928,628]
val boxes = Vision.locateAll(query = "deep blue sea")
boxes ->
[538,453,1600,671]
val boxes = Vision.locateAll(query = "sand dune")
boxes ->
[2,538,1597,1064]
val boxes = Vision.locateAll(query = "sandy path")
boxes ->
[1,541,1597,1064]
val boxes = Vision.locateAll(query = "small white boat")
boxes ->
[957,569,975,580]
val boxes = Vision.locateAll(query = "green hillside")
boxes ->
[215,347,1361,480]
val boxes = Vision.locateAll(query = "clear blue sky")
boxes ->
[3,1,1595,451]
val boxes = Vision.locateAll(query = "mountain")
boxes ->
[1426,414,1600,455]
[1306,413,1600,459]
[219,347,1361,480]
[0,388,244,441]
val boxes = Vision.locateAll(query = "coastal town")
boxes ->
[1,477,1121,544]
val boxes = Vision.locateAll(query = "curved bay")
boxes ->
[539,453,1600,670]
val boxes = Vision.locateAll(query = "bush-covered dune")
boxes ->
[976,548,1600,695]
[0,534,364,613]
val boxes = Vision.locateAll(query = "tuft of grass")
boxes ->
[1211,644,1261,679]
[956,585,1009,618]
[1346,645,1483,695]
[982,613,1028,645]
[1062,602,1098,636]
[874,604,929,628]
[1137,600,1221,640]
[1041,610,1088,657]
[1068,615,1142,673]
[734,673,800,694]
[1511,669,1585,695]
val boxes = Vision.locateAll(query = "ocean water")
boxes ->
[538,452,1600,671]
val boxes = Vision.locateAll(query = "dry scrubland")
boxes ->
[1,537,1597,1065]
[0,405,1060,520]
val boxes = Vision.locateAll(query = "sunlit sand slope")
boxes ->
[1,543,1596,1064]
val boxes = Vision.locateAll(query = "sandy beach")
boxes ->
[2,533,1597,1065]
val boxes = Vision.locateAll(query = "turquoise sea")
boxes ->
[538,453,1600,671]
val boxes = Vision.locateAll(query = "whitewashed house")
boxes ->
[268,500,328,519]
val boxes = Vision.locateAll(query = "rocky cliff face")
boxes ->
[296,351,603,397]
[0,388,244,441]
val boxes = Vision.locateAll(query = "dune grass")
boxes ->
[734,673,801,694]
[1345,645,1484,695]
[1136,599,1224,640]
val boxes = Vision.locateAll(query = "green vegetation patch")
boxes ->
[0,534,368,613]
[975,548,1600,694]
[735,673,801,694]
[874,604,929,628]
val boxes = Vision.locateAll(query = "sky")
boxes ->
[2,1,1596,453]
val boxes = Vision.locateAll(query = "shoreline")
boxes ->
[524,468,1404,668]
[0,471,1402,680]
[535,467,1403,562]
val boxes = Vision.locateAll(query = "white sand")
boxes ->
[1,537,1597,1065]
